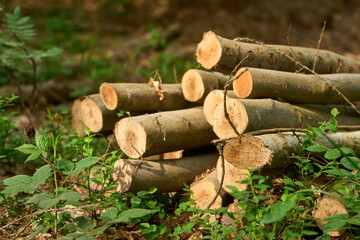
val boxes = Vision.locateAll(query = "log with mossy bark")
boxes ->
[203,90,238,126]
[112,153,218,194]
[196,31,360,74]
[181,69,230,103]
[114,107,217,158]
[213,98,360,138]
[99,82,199,111]
[80,94,119,133]
[223,131,360,169]
[233,67,360,104]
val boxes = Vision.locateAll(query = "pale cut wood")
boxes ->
[181,69,230,103]
[233,67,360,104]
[223,131,360,169]
[80,94,119,133]
[112,153,218,194]
[100,82,198,111]
[312,196,348,237]
[203,90,238,126]
[114,107,217,158]
[196,31,360,74]
[213,98,360,138]
[71,99,85,136]
[216,157,249,194]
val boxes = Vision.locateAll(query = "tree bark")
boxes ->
[196,31,360,74]
[233,67,360,104]
[181,69,230,103]
[203,90,238,126]
[80,94,119,133]
[99,82,198,111]
[312,196,348,237]
[71,99,85,136]
[213,98,360,138]
[112,153,218,194]
[223,131,360,169]
[216,156,249,194]
[114,107,217,158]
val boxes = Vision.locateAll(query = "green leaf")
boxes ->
[74,216,94,232]
[35,130,48,151]
[108,208,158,224]
[65,157,101,175]
[27,192,54,204]
[261,195,297,224]
[57,159,75,172]
[323,219,347,233]
[315,234,331,240]
[331,108,340,117]
[15,144,38,154]
[3,175,32,186]
[306,145,328,153]
[32,164,52,186]
[39,198,60,210]
[25,151,41,163]
[100,207,119,222]
[349,215,360,226]
[2,184,37,194]
[340,157,360,170]
[58,191,81,202]
[324,149,341,160]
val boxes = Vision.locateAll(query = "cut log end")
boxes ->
[113,159,133,193]
[217,157,249,194]
[80,97,104,133]
[181,69,205,102]
[203,90,225,126]
[71,99,85,135]
[224,136,273,169]
[233,67,253,98]
[213,98,249,138]
[115,118,147,158]
[196,31,222,69]
[99,83,118,110]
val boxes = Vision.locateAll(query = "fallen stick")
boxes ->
[196,31,360,74]
[112,153,218,194]
[80,94,119,133]
[223,131,360,169]
[213,98,360,138]
[100,83,198,111]
[203,90,238,126]
[216,157,249,194]
[114,107,217,158]
[233,67,360,104]
[181,69,230,103]
[71,99,85,136]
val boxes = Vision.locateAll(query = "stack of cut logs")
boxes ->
[72,31,360,236]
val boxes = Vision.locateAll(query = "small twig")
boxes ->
[287,156,326,166]
[313,21,326,72]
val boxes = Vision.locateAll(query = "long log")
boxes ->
[196,31,360,74]
[223,131,360,169]
[312,196,348,237]
[181,69,230,103]
[99,82,198,111]
[114,107,217,158]
[213,98,360,138]
[216,157,249,194]
[112,153,218,194]
[203,90,238,126]
[71,99,85,136]
[80,94,119,133]
[233,67,360,104]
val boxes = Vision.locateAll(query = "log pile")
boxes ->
[72,30,360,235]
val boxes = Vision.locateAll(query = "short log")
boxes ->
[112,153,218,194]
[71,99,85,136]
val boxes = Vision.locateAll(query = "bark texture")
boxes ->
[112,153,218,194]
[213,98,360,138]
[114,107,217,158]
[80,94,119,133]
[196,31,360,74]
[223,131,360,169]
[203,90,238,126]
[233,67,360,104]
[100,82,198,111]
[181,69,230,103]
